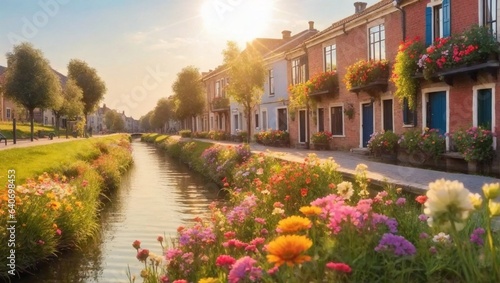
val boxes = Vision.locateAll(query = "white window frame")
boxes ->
[473,83,497,149]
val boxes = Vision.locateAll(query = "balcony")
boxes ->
[211,96,230,112]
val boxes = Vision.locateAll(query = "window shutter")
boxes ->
[442,0,451,37]
[425,7,433,46]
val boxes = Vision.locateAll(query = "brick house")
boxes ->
[286,0,499,158]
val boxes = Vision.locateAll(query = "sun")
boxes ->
[200,0,274,45]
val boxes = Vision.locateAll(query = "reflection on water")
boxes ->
[12,140,219,283]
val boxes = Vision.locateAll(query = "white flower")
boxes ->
[355,163,368,172]
[432,232,451,244]
[336,181,354,200]
[272,208,285,215]
[424,179,473,231]
[260,189,270,195]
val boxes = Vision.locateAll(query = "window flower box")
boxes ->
[211,96,230,112]
[344,59,390,96]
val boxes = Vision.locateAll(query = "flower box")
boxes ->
[344,59,390,96]
[211,97,230,112]
[348,79,388,96]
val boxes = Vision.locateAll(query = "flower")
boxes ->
[216,255,236,268]
[470,228,485,246]
[468,193,483,210]
[299,206,322,216]
[136,248,150,262]
[367,131,399,156]
[452,127,495,162]
[415,195,428,204]
[199,278,220,283]
[489,201,500,216]
[132,240,141,250]
[277,216,312,233]
[482,183,500,199]
[266,235,313,267]
[396,198,406,206]
[228,256,262,283]
[311,131,333,144]
[374,233,416,256]
[432,232,451,244]
[326,262,352,273]
[336,181,354,200]
[344,59,390,90]
[424,179,474,231]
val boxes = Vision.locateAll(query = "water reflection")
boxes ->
[12,140,219,283]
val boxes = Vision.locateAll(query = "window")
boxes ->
[268,69,275,95]
[277,108,287,131]
[317,108,325,132]
[234,114,239,131]
[255,111,259,128]
[262,110,268,131]
[292,57,306,85]
[426,0,450,45]
[6,108,11,119]
[330,106,343,136]
[482,0,498,36]
[221,78,226,97]
[215,80,221,97]
[477,88,493,129]
[324,44,336,72]
[402,98,416,126]
[369,24,385,60]
[382,99,393,131]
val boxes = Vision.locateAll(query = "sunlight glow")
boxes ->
[201,0,275,45]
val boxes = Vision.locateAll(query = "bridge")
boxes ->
[130,133,144,138]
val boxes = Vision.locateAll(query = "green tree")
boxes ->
[4,42,62,141]
[104,110,125,133]
[223,41,266,142]
[172,66,205,131]
[67,59,106,121]
[140,110,153,132]
[150,97,173,133]
[52,79,84,135]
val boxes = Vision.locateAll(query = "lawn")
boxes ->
[0,121,56,139]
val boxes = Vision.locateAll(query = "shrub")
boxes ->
[311,131,333,144]
[398,129,425,154]
[179,129,192,138]
[367,130,399,156]
[254,130,290,147]
[452,126,495,162]
[421,128,446,160]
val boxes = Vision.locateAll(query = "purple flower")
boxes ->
[375,233,416,256]
[419,232,429,239]
[228,256,262,283]
[470,228,485,246]
[396,197,406,206]
[418,214,428,222]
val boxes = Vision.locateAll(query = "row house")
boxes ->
[202,66,231,133]
[285,0,499,154]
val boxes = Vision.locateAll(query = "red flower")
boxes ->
[132,240,141,250]
[415,195,428,204]
[216,254,236,267]
[136,248,149,262]
[326,262,352,273]
[300,188,308,197]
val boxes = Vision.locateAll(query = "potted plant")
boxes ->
[311,131,333,150]
[344,103,355,120]
[308,70,339,96]
[367,130,399,159]
[452,126,495,173]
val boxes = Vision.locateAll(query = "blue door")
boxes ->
[362,103,373,147]
[428,91,446,136]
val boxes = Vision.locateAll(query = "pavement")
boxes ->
[2,135,500,196]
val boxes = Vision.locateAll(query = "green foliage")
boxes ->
[452,126,495,162]
[67,59,106,116]
[104,110,125,132]
[208,130,230,141]
[172,66,205,120]
[179,129,192,138]
[421,128,446,160]
[398,129,424,155]
[0,122,55,139]
[254,130,290,147]
[311,131,333,144]
[150,97,174,131]
[391,38,425,110]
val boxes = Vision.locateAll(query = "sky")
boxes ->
[0,0,379,119]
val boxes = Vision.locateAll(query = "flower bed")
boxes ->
[254,130,290,147]
[451,126,496,162]
[311,131,333,150]
[129,140,500,282]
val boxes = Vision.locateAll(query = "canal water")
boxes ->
[13,140,219,283]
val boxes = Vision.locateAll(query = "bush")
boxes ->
[452,126,495,162]
[311,131,334,144]
[254,130,290,147]
[179,130,192,138]
[421,128,446,160]
[193,131,209,139]
[367,130,399,156]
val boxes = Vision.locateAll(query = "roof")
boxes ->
[265,28,318,56]
[307,0,393,41]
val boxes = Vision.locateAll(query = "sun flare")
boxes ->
[201,0,274,44]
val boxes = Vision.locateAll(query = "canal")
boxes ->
[14,140,220,282]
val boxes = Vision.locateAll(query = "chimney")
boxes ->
[308,21,315,30]
[282,30,291,39]
[354,2,367,13]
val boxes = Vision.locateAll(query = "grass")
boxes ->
[0,121,56,139]
[0,135,120,184]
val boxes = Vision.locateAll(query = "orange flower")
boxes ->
[277,216,311,233]
[299,206,322,216]
[267,235,312,267]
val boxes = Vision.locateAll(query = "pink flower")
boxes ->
[136,249,149,262]
[172,280,188,283]
[56,229,62,235]
[132,240,141,250]
[157,235,164,242]
[216,255,236,267]
[326,262,352,273]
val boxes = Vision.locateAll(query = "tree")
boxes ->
[67,59,106,121]
[172,66,205,131]
[150,97,173,133]
[104,110,125,132]
[4,42,62,141]
[52,78,84,135]
[140,111,153,132]
[223,41,266,142]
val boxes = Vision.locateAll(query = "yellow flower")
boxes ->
[277,216,311,233]
[468,193,483,210]
[489,201,500,217]
[299,206,322,216]
[336,181,354,200]
[266,235,312,267]
[199,278,220,283]
[47,200,61,211]
[482,183,500,199]
[424,179,473,231]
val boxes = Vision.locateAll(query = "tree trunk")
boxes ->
[29,109,34,142]
[55,112,61,138]
[246,107,251,143]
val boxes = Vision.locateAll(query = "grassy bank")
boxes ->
[0,135,133,278]
[136,134,500,283]
[0,122,56,139]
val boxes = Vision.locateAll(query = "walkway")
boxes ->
[208,139,500,197]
